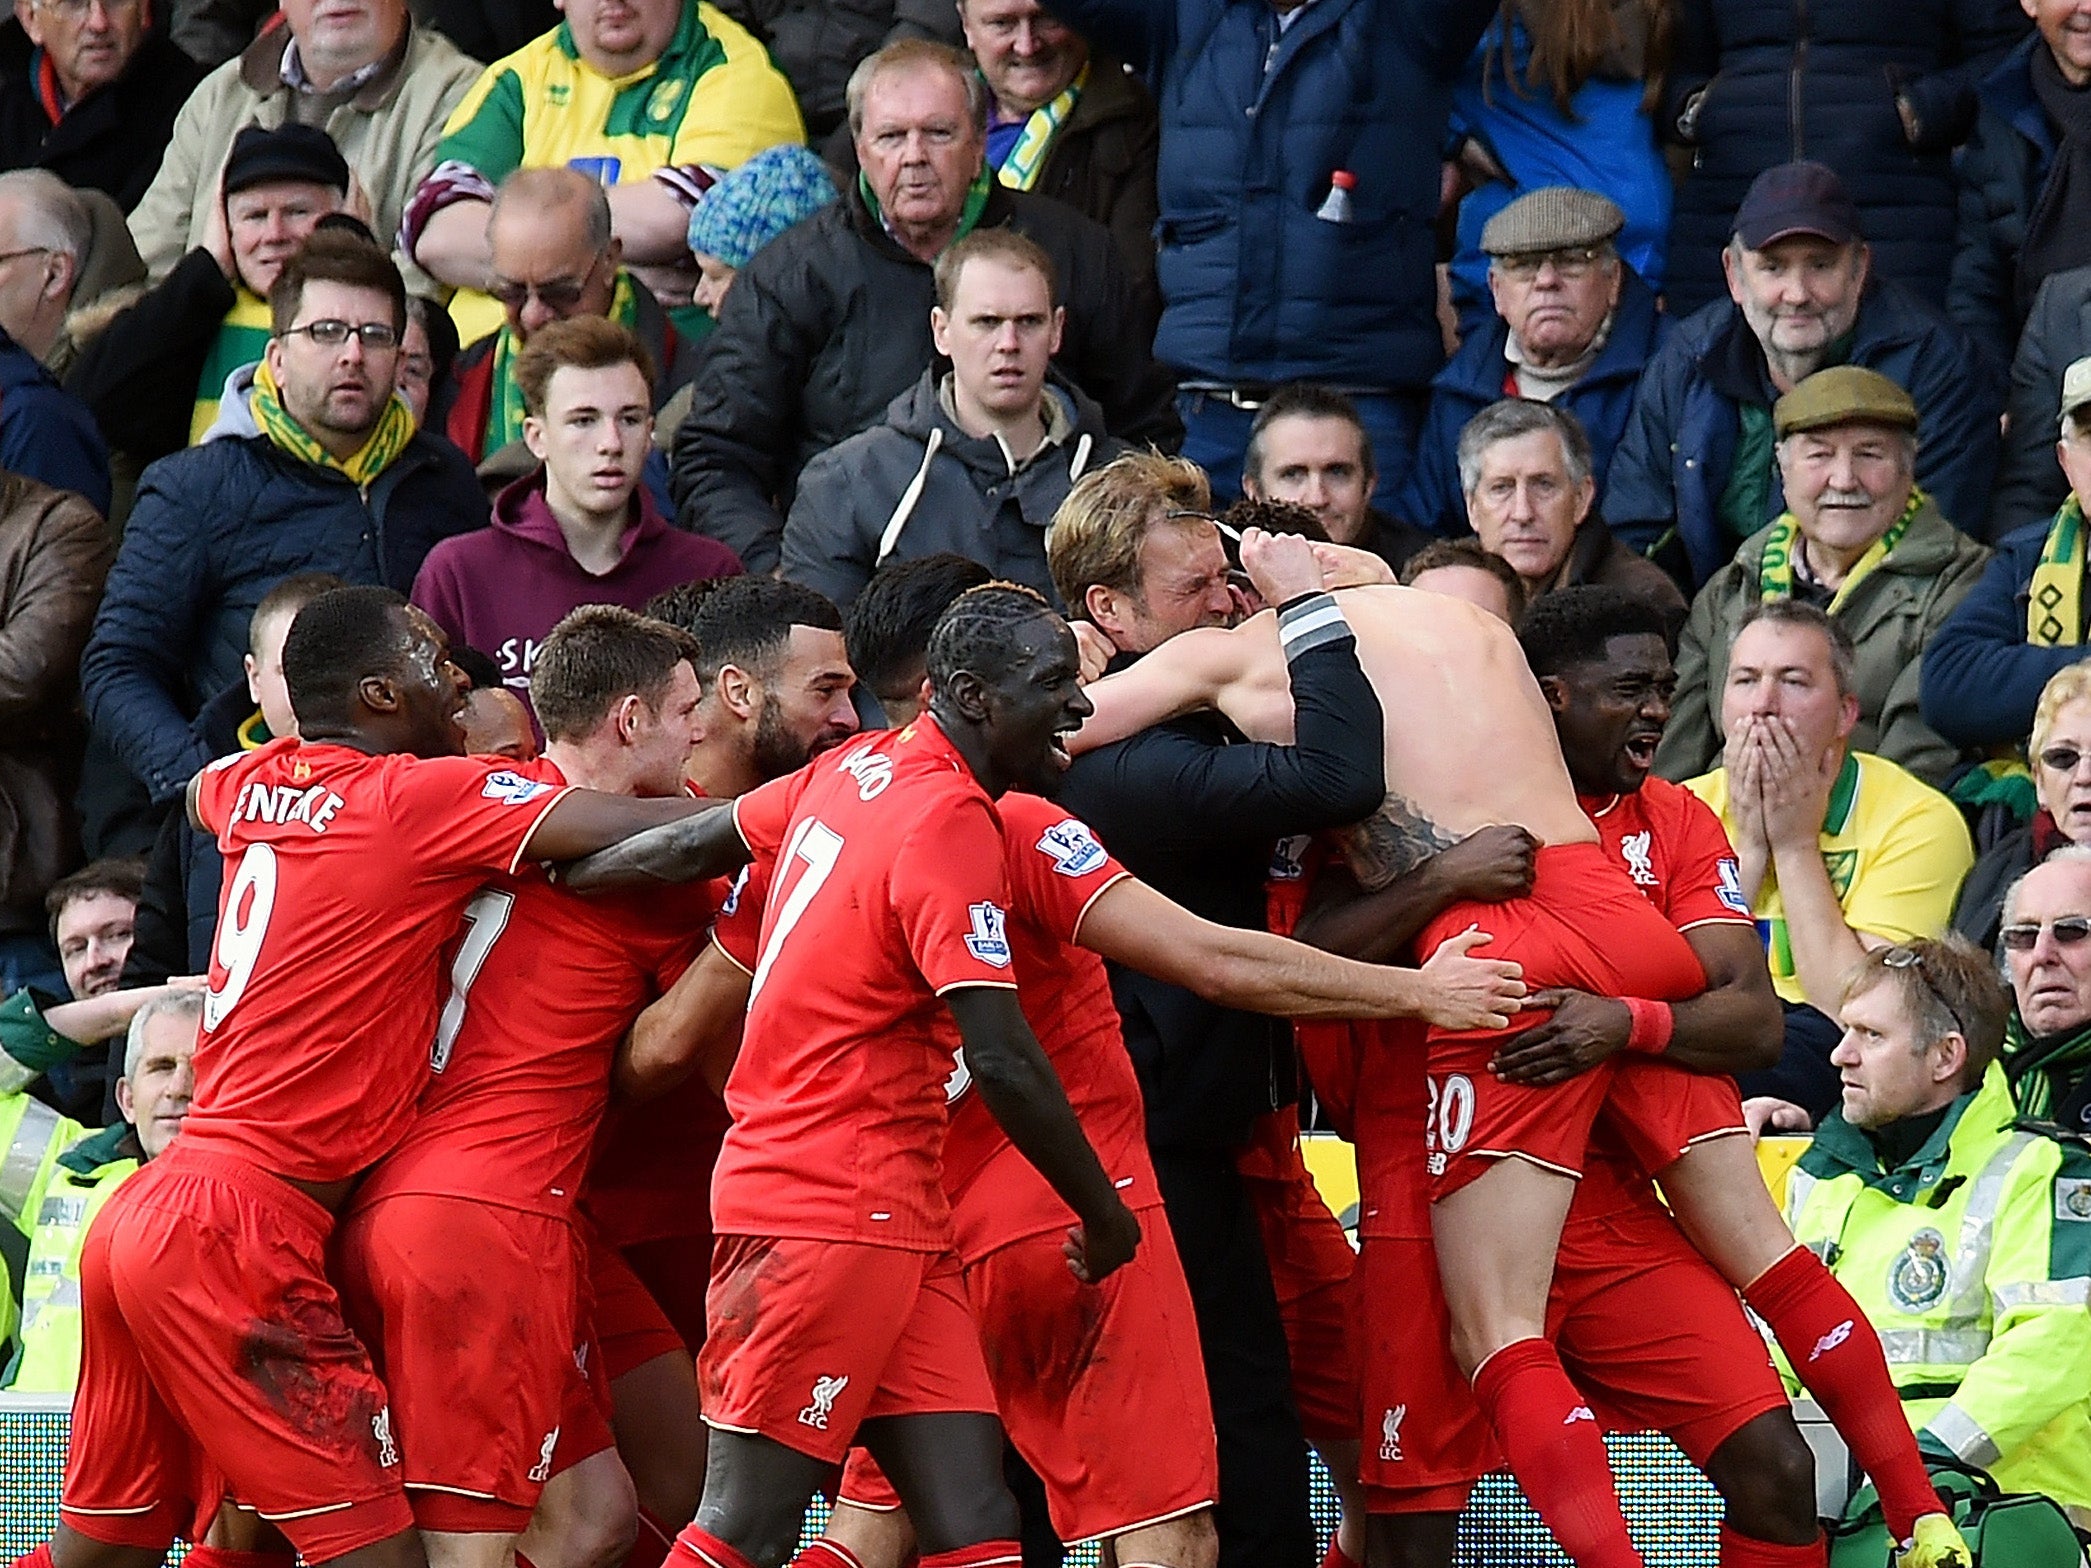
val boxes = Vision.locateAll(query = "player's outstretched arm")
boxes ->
[616,943,752,1101]
[943,985,1142,1284]
[1076,877,1524,1030]
[1066,622,1270,753]
[1491,925,1783,1086]
[1292,827,1538,964]
[546,794,753,890]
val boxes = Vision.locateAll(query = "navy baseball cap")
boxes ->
[1733,161,1860,250]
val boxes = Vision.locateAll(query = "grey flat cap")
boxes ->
[1480,187,1626,257]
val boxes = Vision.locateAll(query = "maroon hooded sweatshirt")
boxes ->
[411,469,741,697]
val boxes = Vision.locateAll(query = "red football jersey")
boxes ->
[582,779,737,1249]
[1580,779,1754,936]
[353,759,717,1218]
[188,739,572,1182]
[941,794,1156,1263]
[711,718,1018,1250]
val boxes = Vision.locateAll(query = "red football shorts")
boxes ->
[1601,1059,1752,1176]
[1245,1155,1361,1444]
[1356,1235,1498,1515]
[334,1193,583,1533]
[545,1321,619,1480]
[699,1236,994,1464]
[588,1228,689,1382]
[1419,844,1706,1197]
[61,1146,414,1563]
[1549,1171,1788,1467]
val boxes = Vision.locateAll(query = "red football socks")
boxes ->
[1717,1525,1828,1567]
[622,1506,680,1568]
[11,1545,54,1568]
[666,1523,759,1568]
[1744,1248,1940,1540]
[182,1549,293,1568]
[791,1544,867,1567]
[1319,1538,1361,1568]
[917,1545,1021,1567]
[1471,1338,1644,1568]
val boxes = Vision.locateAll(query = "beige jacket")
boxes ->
[127,21,479,285]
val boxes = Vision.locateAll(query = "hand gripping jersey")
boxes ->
[188,740,571,1183]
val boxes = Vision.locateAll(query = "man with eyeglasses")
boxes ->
[1783,933,2091,1528]
[0,0,200,211]
[1924,356,2091,756]
[1684,599,1974,1134]
[79,230,487,821]
[1999,851,2091,1131]
[1399,187,1668,541]
[440,165,699,472]
[1606,161,2000,592]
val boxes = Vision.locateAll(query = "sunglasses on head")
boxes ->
[2040,745,2090,773]
[1880,944,1966,1038]
[2000,915,2091,952]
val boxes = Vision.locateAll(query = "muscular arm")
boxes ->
[1076,876,1522,1030]
[1068,622,1286,754]
[539,794,752,886]
[943,985,1140,1282]
[614,943,751,1101]
[1491,923,1783,1085]
[1292,827,1538,964]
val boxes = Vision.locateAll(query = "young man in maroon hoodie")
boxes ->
[411,317,740,714]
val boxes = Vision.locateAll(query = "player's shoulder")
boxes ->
[1639,775,1728,835]
[998,794,1113,876]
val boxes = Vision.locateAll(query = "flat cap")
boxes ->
[2061,355,2091,430]
[1480,186,1625,257]
[222,123,349,199]
[1773,365,1919,438]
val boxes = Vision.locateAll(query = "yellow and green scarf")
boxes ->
[996,63,1088,192]
[1758,485,1927,614]
[857,167,993,253]
[485,271,644,457]
[251,358,416,488]
[2028,495,2087,647]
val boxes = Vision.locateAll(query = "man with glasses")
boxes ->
[1783,932,2091,1527]
[0,0,200,210]
[1400,187,1668,540]
[0,167,107,511]
[1999,850,2091,1131]
[1924,355,2091,756]
[79,230,487,820]
[1684,600,1974,1133]
[441,166,700,470]
[1606,162,2000,591]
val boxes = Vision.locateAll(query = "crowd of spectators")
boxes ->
[7,0,2091,1555]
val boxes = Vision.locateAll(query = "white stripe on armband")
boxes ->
[1276,595,1348,657]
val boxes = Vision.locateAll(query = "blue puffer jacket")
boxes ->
[1045,0,1496,390]
[1919,515,2087,749]
[79,432,488,804]
[1660,0,2029,318]
[1947,35,2059,372]
[1604,280,2003,588]
[1399,266,1669,538]
[0,327,109,517]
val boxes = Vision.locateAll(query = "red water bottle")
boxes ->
[1316,170,1357,223]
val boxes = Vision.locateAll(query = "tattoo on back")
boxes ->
[1338,794,1458,892]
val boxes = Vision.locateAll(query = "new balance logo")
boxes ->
[528,1427,560,1483]
[372,1407,399,1468]
[798,1374,849,1429]
[1563,1406,1595,1426]
[1378,1405,1406,1462]
[1809,1320,1854,1363]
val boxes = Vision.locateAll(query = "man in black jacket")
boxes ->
[1046,450,1384,1568]
[670,36,1176,574]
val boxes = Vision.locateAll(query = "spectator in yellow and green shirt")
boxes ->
[402,0,805,341]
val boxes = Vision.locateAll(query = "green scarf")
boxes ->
[996,63,1087,192]
[2029,495,2087,647]
[486,271,643,456]
[250,357,415,488]
[856,167,993,253]
[2003,1012,2091,1120]
[1757,484,1928,613]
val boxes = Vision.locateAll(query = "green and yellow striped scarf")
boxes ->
[1758,485,1927,613]
[2028,496,2087,647]
[995,64,1087,192]
[251,358,415,487]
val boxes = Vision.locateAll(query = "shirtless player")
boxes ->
[1069,540,1968,1568]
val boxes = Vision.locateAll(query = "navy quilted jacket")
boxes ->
[79,432,487,803]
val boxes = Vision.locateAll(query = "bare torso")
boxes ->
[1077,584,1595,888]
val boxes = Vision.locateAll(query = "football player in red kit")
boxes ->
[332,609,719,1568]
[30,589,744,1568]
